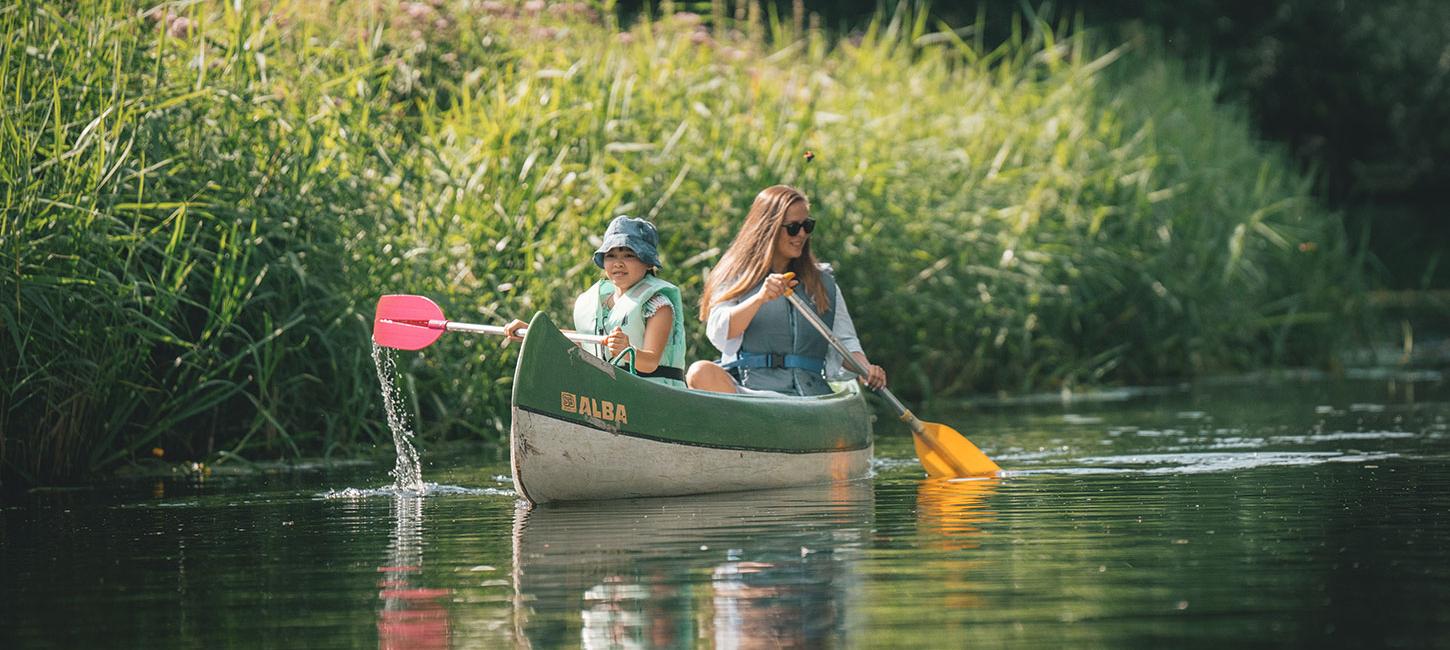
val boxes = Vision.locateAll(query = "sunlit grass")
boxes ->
[0,0,1358,483]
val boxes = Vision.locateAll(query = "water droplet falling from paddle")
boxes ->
[372,343,425,495]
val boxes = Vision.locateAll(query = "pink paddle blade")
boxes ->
[373,295,446,350]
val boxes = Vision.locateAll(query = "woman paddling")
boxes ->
[686,185,886,396]
[504,216,687,387]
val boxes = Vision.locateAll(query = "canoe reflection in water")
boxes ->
[378,495,452,650]
[511,481,873,648]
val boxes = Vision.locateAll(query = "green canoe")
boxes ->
[509,312,875,504]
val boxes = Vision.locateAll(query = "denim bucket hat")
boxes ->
[593,216,663,269]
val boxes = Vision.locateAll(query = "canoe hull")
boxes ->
[510,312,874,504]
[511,408,872,503]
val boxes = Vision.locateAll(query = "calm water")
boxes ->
[3,371,1448,648]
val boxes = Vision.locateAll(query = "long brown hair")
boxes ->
[698,185,829,321]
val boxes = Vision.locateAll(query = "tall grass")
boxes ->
[0,1,1359,485]
[1,1,396,483]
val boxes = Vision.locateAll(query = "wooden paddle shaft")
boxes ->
[446,322,607,345]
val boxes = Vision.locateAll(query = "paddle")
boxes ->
[780,273,1001,478]
[372,294,607,350]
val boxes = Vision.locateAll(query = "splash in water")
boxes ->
[372,343,425,495]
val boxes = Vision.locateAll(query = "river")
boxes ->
[3,369,1447,647]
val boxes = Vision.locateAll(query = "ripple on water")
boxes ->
[870,456,919,472]
[321,483,514,499]
[1343,367,1443,382]
[1034,450,1402,476]
[991,449,1065,462]
[1268,431,1418,444]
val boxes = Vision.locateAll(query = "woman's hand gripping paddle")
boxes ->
[779,274,1000,478]
[372,295,606,350]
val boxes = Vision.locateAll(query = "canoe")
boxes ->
[509,312,874,504]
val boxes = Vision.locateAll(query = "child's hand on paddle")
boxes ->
[604,327,630,356]
[501,319,528,346]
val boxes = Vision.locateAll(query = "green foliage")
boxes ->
[1,1,395,483]
[0,0,1358,485]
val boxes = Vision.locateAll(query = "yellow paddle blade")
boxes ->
[912,421,1002,478]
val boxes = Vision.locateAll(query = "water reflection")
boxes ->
[912,478,1000,612]
[510,481,873,648]
[378,495,452,649]
[915,478,999,551]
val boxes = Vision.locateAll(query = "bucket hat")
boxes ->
[593,216,662,269]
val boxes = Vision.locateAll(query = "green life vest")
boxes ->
[571,275,687,388]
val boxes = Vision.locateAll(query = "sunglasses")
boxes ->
[780,218,816,236]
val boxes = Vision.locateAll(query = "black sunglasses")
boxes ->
[780,218,816,236]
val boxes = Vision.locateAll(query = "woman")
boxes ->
[686,185,886,396]
[504,216,687,387]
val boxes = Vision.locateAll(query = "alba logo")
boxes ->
[560,391,628,424]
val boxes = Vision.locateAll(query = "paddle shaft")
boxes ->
[427,320,606,345]
[781,293,916,426]
[783,290,975,476]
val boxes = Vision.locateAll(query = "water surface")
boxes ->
[3,372,1447,647]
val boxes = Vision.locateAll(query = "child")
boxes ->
[504,216,687,387]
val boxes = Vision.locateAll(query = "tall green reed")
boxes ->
[2,1,405,483]
[1,1,1359,485]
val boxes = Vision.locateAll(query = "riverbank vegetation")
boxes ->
[1,0,1360,485]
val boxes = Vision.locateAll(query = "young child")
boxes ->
[504,216,687,387]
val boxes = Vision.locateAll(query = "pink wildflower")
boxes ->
[167,16,193,38]
[401,2,433,20]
